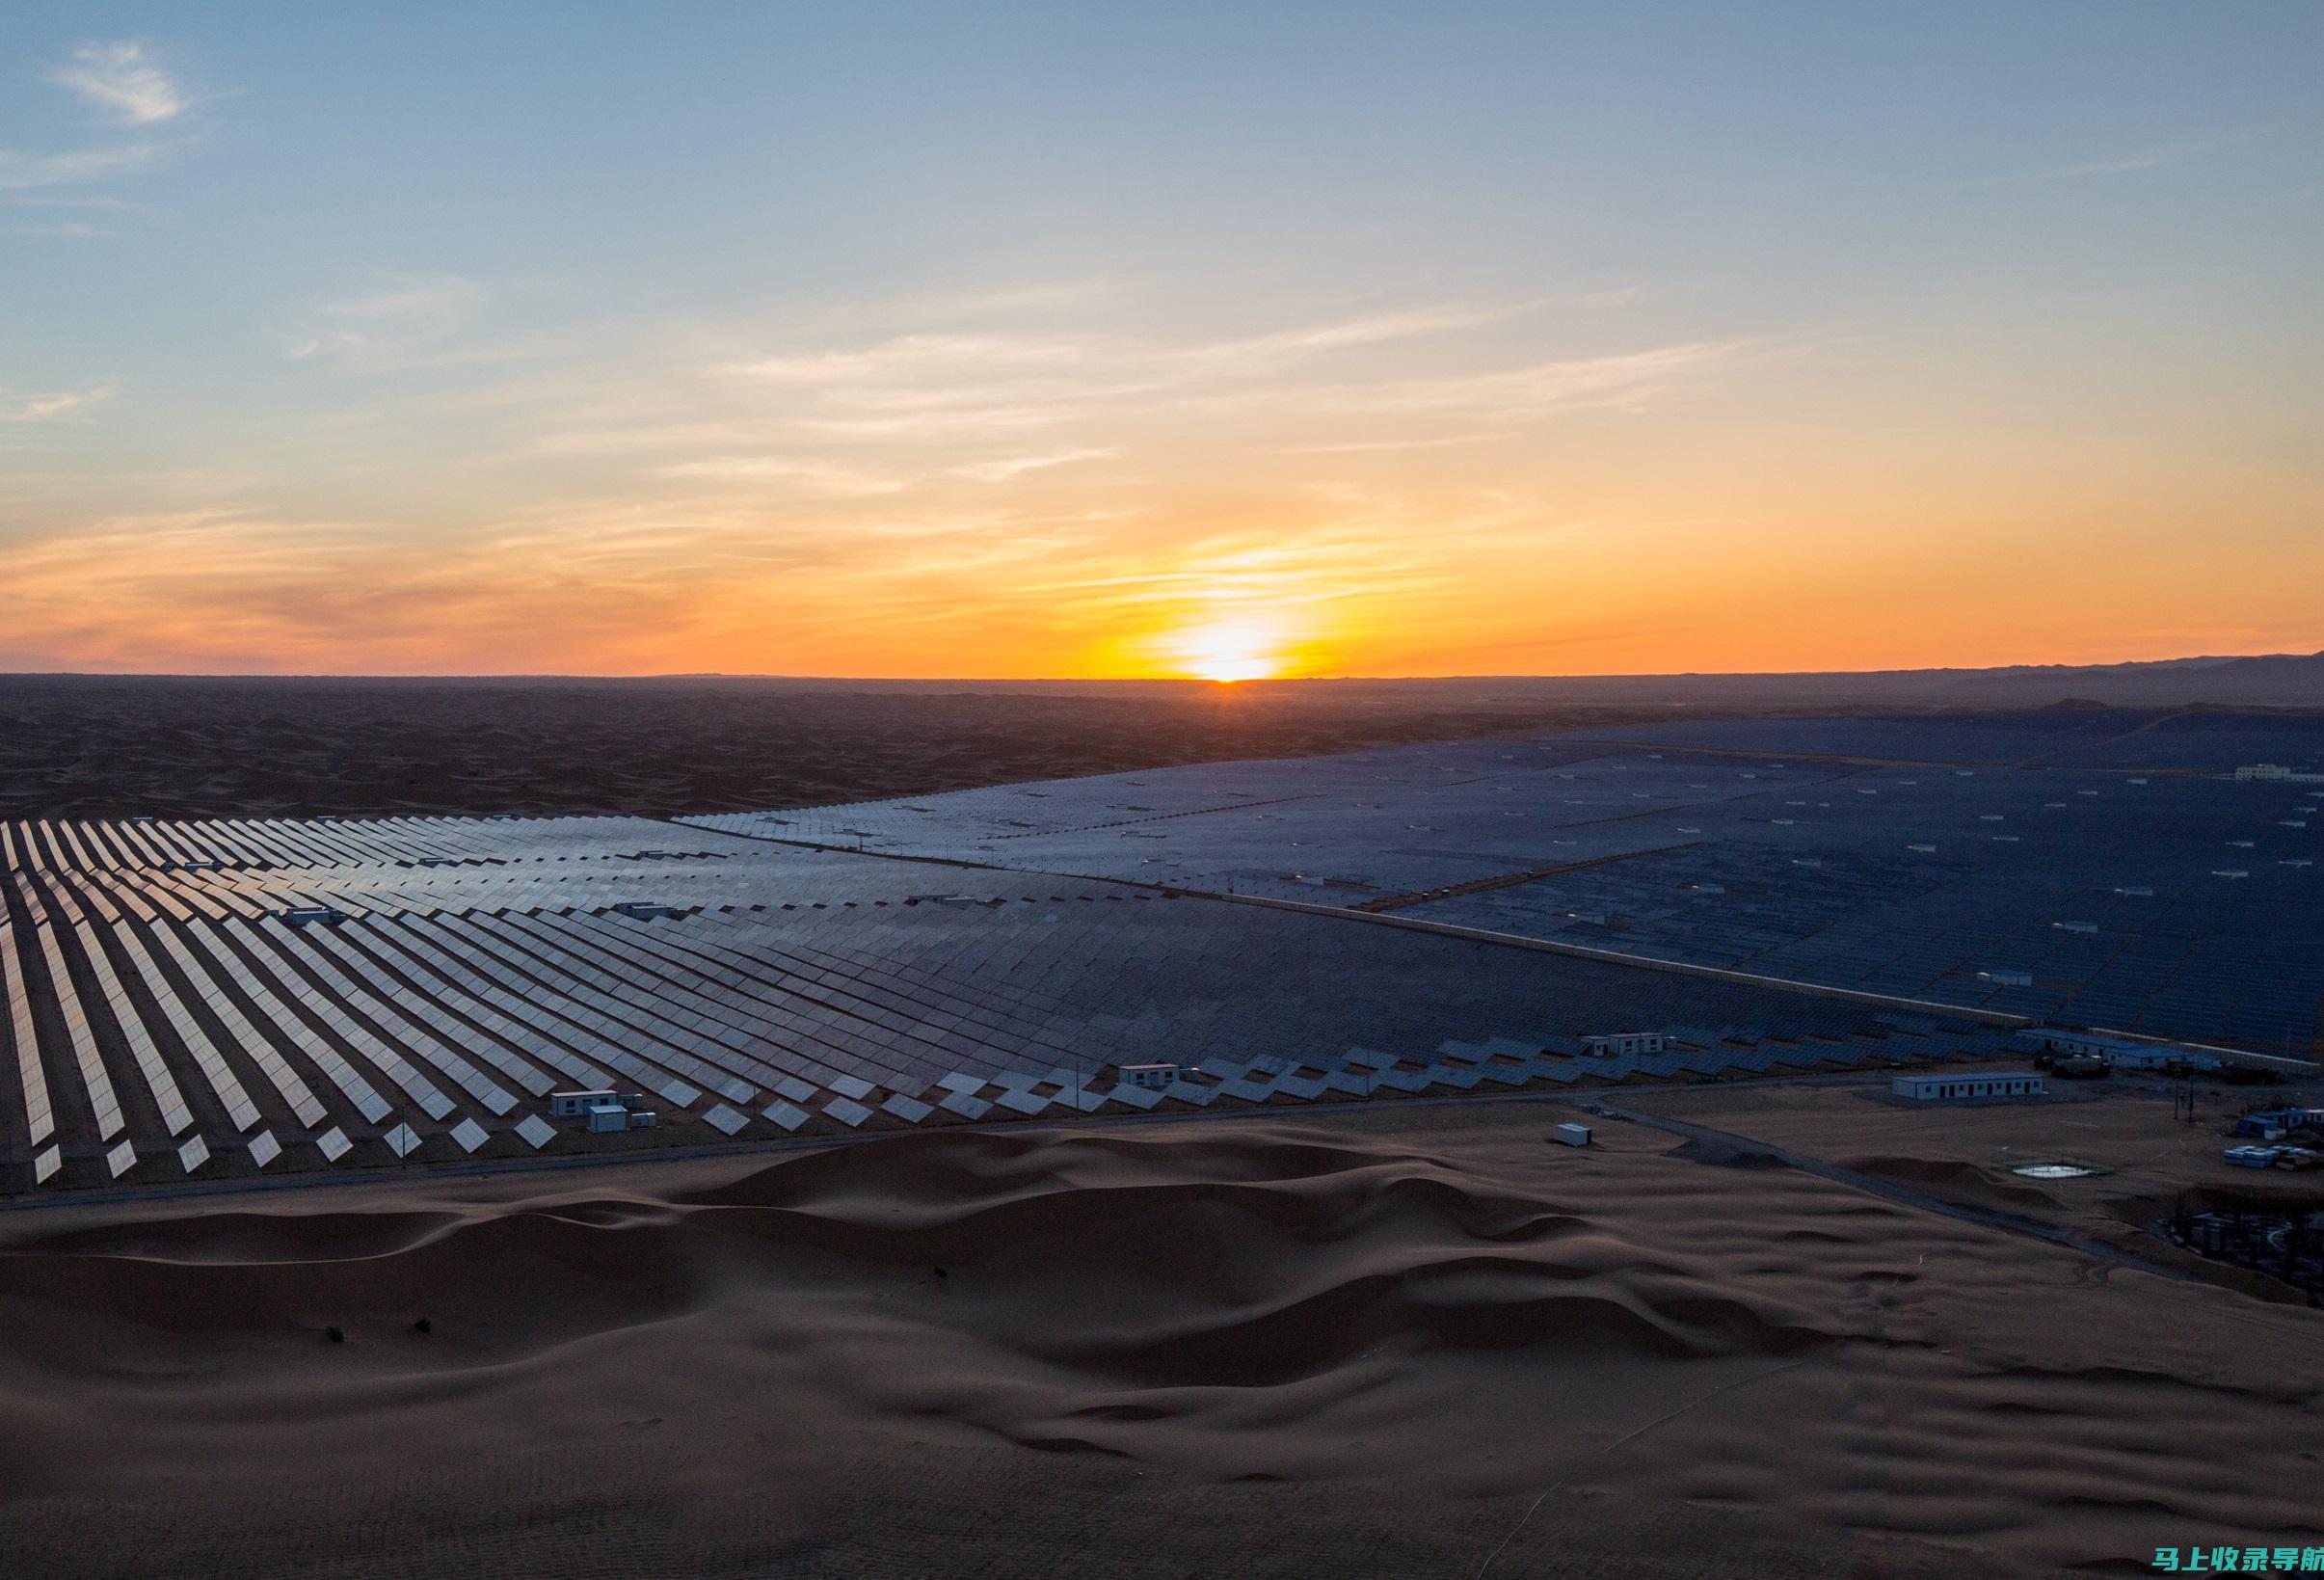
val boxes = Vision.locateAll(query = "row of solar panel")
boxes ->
[4,873,1184,1180]
[9,841,2045,1188]
[1,814,705,874]
[4,929,2002,1188]
[682,766,2313,938]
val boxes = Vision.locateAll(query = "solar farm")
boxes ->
[5,708,2315,1192]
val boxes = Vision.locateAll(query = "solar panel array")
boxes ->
[2,783,2022,1190]
[685,710,2324,1058]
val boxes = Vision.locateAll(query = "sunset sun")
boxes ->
[1170,615,1288,683]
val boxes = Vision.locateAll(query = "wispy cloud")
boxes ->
[0,143,169,190]
[951,447,1118,483]
[0,44,200,204]
[517,421,756,459]
[842,277,1127,329]
[1166,303,1521,379]
[718,303,1525,394]
[284,275,485,369]
[51,41,191,125]
[653,455,908,495]
[1,275,1767,674]
[650,446,1117,493]
[3,387,115,421]
[1294,341,1750,419]
[3,193,169,213]
[1277,433,1502,455]
[1979,127,2266,185]
[718,333,1082,386]
[688,299,1613,452]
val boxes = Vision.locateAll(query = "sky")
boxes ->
[2,3,2319,680]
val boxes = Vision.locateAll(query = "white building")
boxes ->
[1892,1071,2045,1102]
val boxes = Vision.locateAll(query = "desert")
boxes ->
[4,1082,2319,1578]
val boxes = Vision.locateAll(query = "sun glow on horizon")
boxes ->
[1167,614,1292,683]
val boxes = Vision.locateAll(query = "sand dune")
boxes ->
[1,1107,2318,1576]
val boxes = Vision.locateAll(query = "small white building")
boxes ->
[1583,1031,1670,1058]
[1892,1071,2045,1102]
[1982,968,2034,987]
[1119,1062,1178,1090]
[549,1089,621,1116]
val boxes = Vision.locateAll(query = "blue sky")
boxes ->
[3,3,2319,675]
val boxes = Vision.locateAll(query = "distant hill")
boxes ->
[1408,650,2324,710]
[7,651,2323,710]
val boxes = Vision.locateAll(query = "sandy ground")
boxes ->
[1,1091,2316,1579]
[0,677,1670,820]
[1623,1071,2324,1297]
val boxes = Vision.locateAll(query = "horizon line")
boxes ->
[1,647,2318,686]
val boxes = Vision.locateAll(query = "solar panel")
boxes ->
[387,916,708,1108]
[269,924,521,1114]
[1,924,56,1148]
[65,905,209,1136]
[467,918,771,1101]
[239,925,460,1120]
[23,902,127,1139]
[148,924,334,1127]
